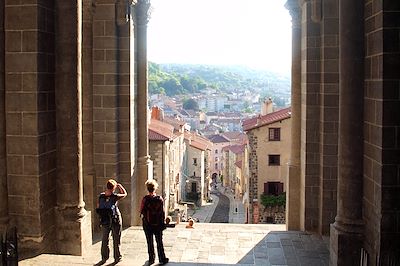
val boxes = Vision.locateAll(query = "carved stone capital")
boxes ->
[285,0,301,28]
[116,0,130,25]
[133,0,152,26]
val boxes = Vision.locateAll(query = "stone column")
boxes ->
[0,0,9,230]
[55,0,91,255]
[285,0,301,231]
[82,0,96,231]
[330,0,364,264]
[133,0,153,225]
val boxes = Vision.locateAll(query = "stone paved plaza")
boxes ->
[19,187,330,266]
[20,223,329,266]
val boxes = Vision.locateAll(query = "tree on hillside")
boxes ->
[160,77,184,96]
[183,98,199,111]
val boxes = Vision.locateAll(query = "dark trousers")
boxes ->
[144,227,166,262]
[101,222,122,261]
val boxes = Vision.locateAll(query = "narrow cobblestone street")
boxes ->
[209,190,230,223]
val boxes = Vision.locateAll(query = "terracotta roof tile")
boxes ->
[149,129,169,141]
[242,107,291,131]
[149,119,175,140]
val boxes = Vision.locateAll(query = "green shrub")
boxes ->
[260,193,286,208]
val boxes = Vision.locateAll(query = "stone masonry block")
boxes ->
[105,50,117,61]
[93,85,117,95]
[94,4,115,20]
[93,36,118,49]
[102,95,117,108]
[105,21,116,36]
[6,73,22,91]
[7,136,41,155]
[5,31,22,52]
[93,108,117,120]
[93,121,106,133]
[105,74,117,85]
[93,50,105,61]
[22,30,38,52]
[5,53,37,72]
[105,163,118,177]
[7,155,23,174]
[93,61,117,74]
[5,6,38,30]
[22,73,38,92]
[23,155,39,175]
[93,21,105,37]
[6,92,38,112]
[104,143,117,154]
[105,121,117,132]
[7,175,39,196]
[6,112,22,135]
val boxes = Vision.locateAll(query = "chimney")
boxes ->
[151,106,164,121]
[261,97,273,115]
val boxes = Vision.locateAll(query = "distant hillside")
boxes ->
[148,62,290,98]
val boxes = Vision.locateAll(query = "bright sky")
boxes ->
[147,0,292,74]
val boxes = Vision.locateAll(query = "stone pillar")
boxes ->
[55,0,91,255]
[330,0,364,264]
[299,0,321,232]
[115,0,135,226]
[318,0,339,236]
[133,0,153,225]
[4,0,58,253]
[0,0,8,230]
[285,0,301,231]
[82,0,96,231]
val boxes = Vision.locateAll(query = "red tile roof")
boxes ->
[242,107,291,131]
[184,131,213,151]
[148,119,176,141]
[149,129,169,141]
[207,134,230,143]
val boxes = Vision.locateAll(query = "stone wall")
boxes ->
[300,0,322,232]
[4,0,57,253]
[318,0,339,236]
[363,0,400,262]
[0,0,137,255]
[247,131,258,223]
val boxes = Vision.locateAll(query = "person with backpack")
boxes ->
[96,179,127,265]
[140,179,169,265]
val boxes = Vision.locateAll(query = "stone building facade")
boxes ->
[285,0,400,264]
[0,0,399,264]
[149,118,185,212]
[243,107,292,224]
[0,0,151,256]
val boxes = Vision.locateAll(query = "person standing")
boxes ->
[97,179,127,264]
[140,179,169,265]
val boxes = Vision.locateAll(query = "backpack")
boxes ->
[96,193,119,225]
[142,195,165,230]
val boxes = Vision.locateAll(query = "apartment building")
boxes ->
[243,107,291,223]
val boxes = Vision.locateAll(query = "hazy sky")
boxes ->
[147,0,292,74]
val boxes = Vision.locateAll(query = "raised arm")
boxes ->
[116,183,128,199]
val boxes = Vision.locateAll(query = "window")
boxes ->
[215,157,218,162]
[215,163,218,170]
[193,158,197,165]
[264,182,284,195]
[191,182,197,193]
[269,128,281,141]
[268,155,280,166]
[220,163,223,169]
[215,149,218,154]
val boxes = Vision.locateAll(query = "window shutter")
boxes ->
[278,182,284,194]
[264,182,269,194]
